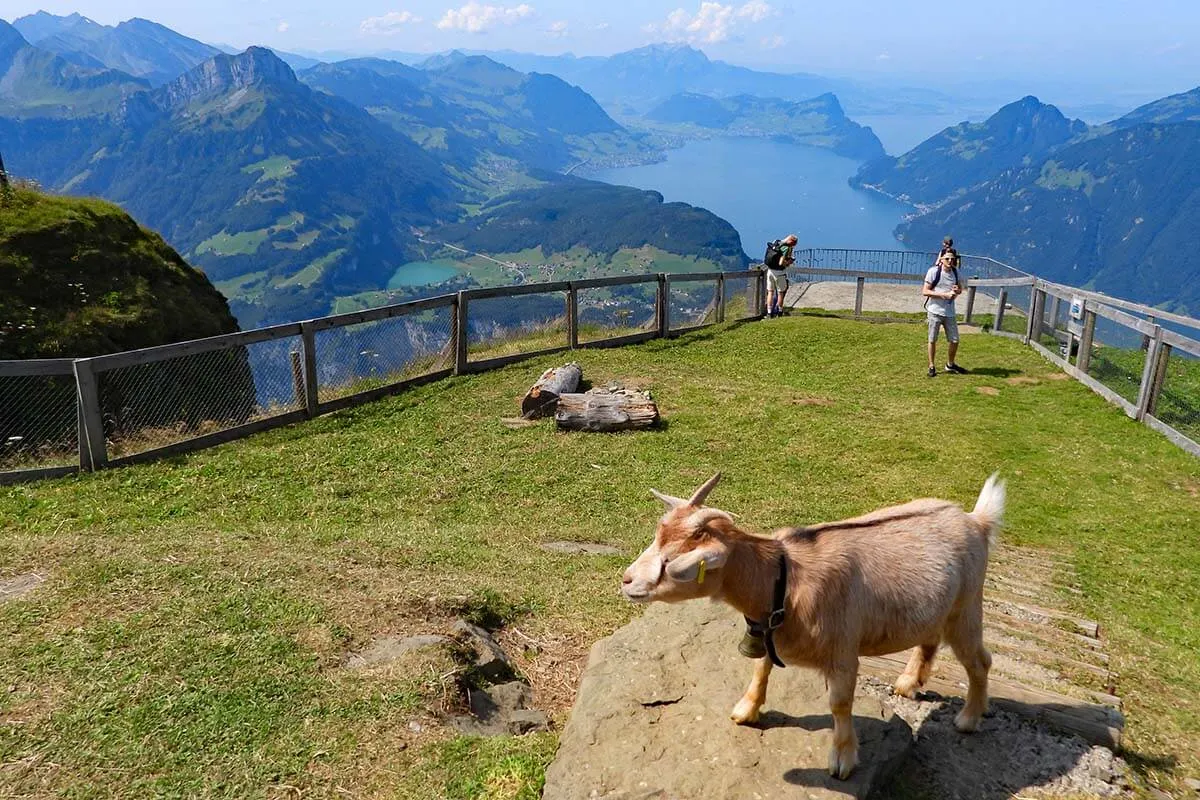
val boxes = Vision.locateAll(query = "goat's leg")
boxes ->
[730,656,773,724]
[893,640,940,698]
[826,663,859,780]
[947,603,991,732]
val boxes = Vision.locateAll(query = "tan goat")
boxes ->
[621,473,1005,780]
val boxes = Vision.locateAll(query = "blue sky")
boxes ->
[3,0,1198,92]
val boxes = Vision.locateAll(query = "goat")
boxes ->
[621,472,1005,780]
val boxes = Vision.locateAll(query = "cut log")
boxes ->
[555,386,659,432]
[521,362,582,419]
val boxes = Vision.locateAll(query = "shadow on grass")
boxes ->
[967,367,1024,378]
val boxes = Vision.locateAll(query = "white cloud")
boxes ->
[593,22,610,31]
[876,52,891,61]
[737,0,774,22]
[437,2,535,33]
[547,19,569,38]
[653,2,775,45]
[277,20,290,32]
[360,11,424,35]
[761,34,785,50]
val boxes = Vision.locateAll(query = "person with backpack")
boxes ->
[923,245,968,377]
[763,234,797,317]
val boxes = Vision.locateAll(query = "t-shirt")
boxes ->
[771,243,794,272]
[924,265,961,317]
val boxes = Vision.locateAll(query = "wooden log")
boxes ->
[521,362,582,418]
[555,386,659,432]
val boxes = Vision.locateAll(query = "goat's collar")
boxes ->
[743,553,789,668]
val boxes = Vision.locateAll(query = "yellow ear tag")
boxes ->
[697,559,706,585]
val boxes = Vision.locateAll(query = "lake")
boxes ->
[388,260,460,288]
[592,137,916,260]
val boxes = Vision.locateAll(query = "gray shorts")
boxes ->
[766,269,788,294]
[928,312,959,343]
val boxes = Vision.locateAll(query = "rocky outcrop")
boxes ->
[543,601,912,800]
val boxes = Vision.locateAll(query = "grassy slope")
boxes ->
[1,317,1198,798]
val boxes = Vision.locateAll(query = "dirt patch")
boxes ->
[792,396,836,407]
[0,572,45,603]
[1043,372,1073,381]
[860,677,1130,799]
[977,386,1001,397]
[1007,376,1042,386]
[497,624,590,722]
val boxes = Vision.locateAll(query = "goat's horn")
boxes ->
[651,489,687,509]
[688,473,722,506]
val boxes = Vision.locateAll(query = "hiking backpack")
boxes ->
[764,240,785,270]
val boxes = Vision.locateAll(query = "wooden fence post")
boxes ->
[716,274,726,323]
[73,358,107,471]
[854,276,865,317]
[1076,307,1097,374]
[1047,294,1061,332]
[662,275,673,336]
[994,289,1008,333]
[1028,288,1044,344]
[655,275,668,338]
[1135,327,1163,421]
[964,285,977,323]
[757,270,767,318]
[300,322,319,418]
[567,285,579,349]
[1146,342,1172,418]
[454,291,469,374]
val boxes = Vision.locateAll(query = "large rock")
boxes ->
[544,601,912,800]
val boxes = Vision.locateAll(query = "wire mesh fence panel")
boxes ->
[1040,291,1074,355]
[315,308,455,404]
[999,285,1033,335]
[467,292,569,361]
[724,275,759,321]
[576,283,657,345]
[0,372,78,471]
[1084,314,1147,406]
[668,279,719,331]
[98,335,304,460]
[1153,344,1200,443]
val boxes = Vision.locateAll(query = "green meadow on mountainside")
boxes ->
[2,317,1197,798]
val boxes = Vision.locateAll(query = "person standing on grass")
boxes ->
[923,248,968,377]
[765,234,797,318]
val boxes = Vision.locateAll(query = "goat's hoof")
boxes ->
[827,744,858,780]
[954,710,981,733]
[892,676,919,699]
[730,698,761,725]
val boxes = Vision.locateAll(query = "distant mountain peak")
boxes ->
[153,46,297,110]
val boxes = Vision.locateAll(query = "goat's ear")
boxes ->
[651,489,687,509]
[665,544,727,583]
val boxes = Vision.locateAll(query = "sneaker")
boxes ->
[927,366,937,378]
[945,363,968,374]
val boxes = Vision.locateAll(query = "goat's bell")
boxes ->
[738,630,767,659]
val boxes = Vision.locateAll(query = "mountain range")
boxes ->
[856,90,1200,313]
[643,91,884,161]
[0,18,761,328]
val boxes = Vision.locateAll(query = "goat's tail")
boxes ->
[970,472,1006,550]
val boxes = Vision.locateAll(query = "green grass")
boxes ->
[242,156,299,182]
[194,228,270,257]
[2,318,1198,797]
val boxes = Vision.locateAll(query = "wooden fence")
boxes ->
[0,270,764,484]
[4,253,1199,485]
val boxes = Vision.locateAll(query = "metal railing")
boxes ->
[1,270,766,484]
